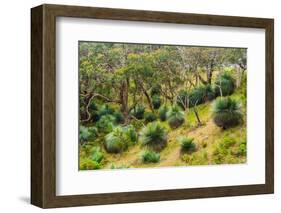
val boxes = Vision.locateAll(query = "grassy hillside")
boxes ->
[79,77,247,170]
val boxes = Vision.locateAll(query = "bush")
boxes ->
[177,85,216,109]
[152,95,161,109]
[140,150,160,163]
[130,105,145,119]
[80,158,101,170]
[96,115,116,133]
[212,97,242,129]
[113,111,125,124]
[140,122,168,151]
[104,127,128,153]
[144,112,157,123]
[159,105,169,121]
[189,85,216,107]
[215,73,235,96]
[79,126,98,143]
[238,141,247,156]
[104,125,137,153]
[91,147,104,163]
[150,85,161,96]
[166,105,185,129]
[178,136,196,152]
[123,125,138,144]
[88,102,100,122]
[99,104,115,117]
[212,137,238,164]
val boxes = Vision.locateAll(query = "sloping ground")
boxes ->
[101,96,246,169]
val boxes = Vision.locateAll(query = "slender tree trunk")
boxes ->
[120,78,129,121]
[141,85,154,112]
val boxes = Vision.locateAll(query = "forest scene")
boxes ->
[79,42,247,170]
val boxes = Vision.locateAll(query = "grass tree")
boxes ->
[211,97,243,129]
[140,122,168,151]
[166,105,185,129]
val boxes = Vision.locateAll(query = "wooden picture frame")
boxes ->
[31,4,274,208]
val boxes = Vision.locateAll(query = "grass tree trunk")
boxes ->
[193,100,202,126]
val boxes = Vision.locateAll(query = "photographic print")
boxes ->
[79,42,247,170]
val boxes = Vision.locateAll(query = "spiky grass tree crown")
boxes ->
[212,97,242,113]
[140,122,168,151]
[104,125,137,153]
[166,105,185,129]
[212,97,243,129]
[178,136,196,152]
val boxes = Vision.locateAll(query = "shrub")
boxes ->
[104,125,137,153]
[166,105,185,128]
[150,85,161,96]
[238,141,247,156]
[130,105,145,119]
[140,150,160,163]
[123,125,138,144]
[152,95,161,109]
[144,112,157,123]
[96,115,116,133]
[99,104,115,117]
[159,105,169,121]
[178,136,196,152]
[189,85,216,107]
[113,111,125,124]
[177,86,216,109]
[79,126,98,143]
[88,102,100,122]
[91,147,104,163]
[140,122,168,151]
[212,97,242,129]
[80,158,101,170]
[104,127,128,153]
[215,73,235,96]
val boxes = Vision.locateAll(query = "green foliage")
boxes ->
[140,150,160,163]
[152,95,161,109]
[150,85,162,96]
[79,126,98,143]
[181,151,208,165]
[140,122,168,151]
[178,136,196,152]
[104,127,128,153]
[80,158,101,170]
[166,105,185,129]
[212,97,242,129]
[238,141,247,156]
[99,104,115,117]
[177,90,189,110]
[144,112,157,123]
[91,147,104,163]
[130,105,145,119]
[113,111,125,124]
[212,136,245,164]
[177,85,216,109]
[123,125,138,144]
[96,115,116,133]
[104,125,137,153]
[158,105,169,121]
[215,73,235,96]
[189,85,216,107]
[88,102,100,122]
